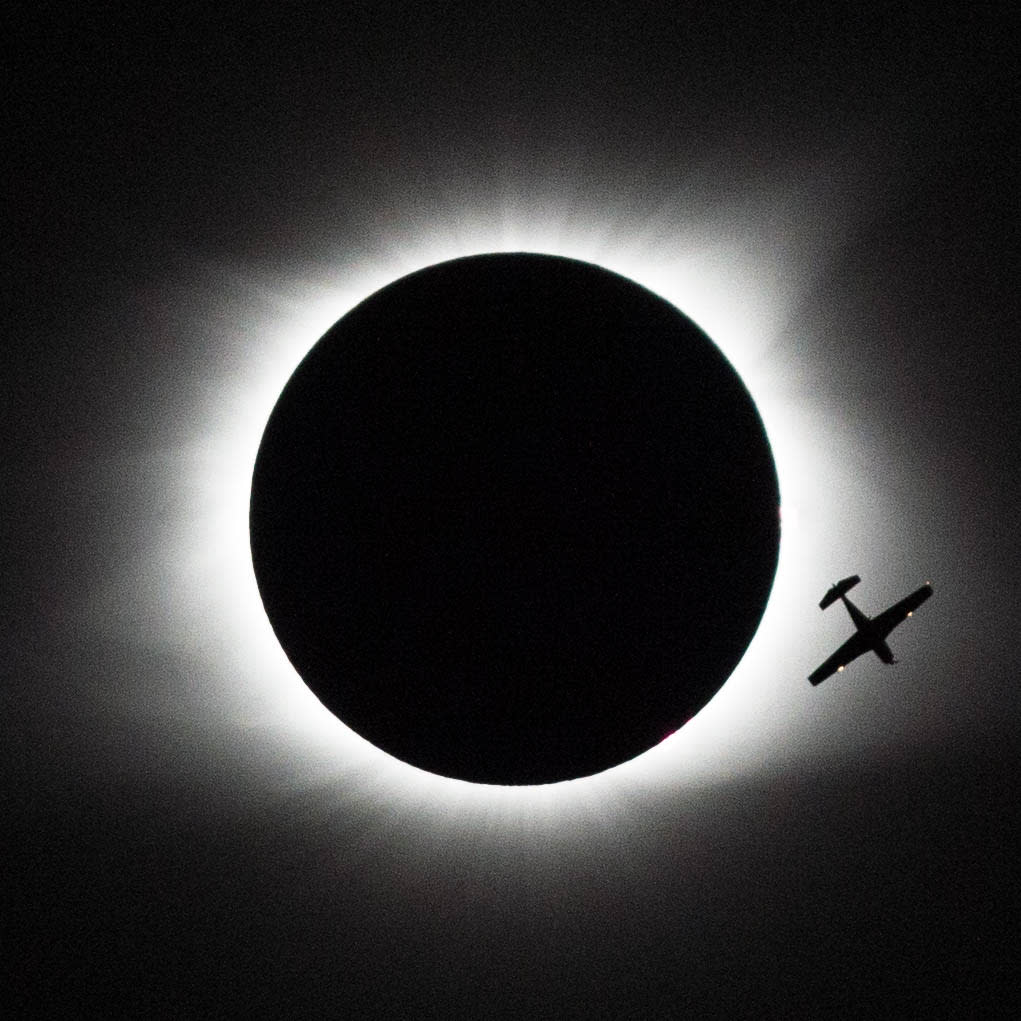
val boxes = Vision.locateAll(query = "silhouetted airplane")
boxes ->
[808,575,932,686]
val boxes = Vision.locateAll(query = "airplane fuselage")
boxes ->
[839,595,895,664]
[809,575,931,685]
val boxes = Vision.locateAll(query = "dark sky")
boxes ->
[6,4,1019,1016]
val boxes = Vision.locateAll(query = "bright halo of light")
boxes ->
[144,195,892,817]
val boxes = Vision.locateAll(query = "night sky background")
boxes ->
[7,4,1019,1017]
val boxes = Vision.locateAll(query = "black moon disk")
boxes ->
[251,253,779,785]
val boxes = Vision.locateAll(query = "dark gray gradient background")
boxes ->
[6,4,1018,1016]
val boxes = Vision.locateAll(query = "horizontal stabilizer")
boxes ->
[819,575,860,609]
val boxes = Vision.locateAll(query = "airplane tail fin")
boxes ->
[819,575,860,610]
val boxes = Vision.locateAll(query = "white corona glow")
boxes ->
[142,197,883,819]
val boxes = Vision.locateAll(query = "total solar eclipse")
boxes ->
[250,253,779,784]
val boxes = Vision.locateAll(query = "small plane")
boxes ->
[808,575,932,686]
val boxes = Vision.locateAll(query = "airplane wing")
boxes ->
[873,583,933,639]
[808,631,871,686]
